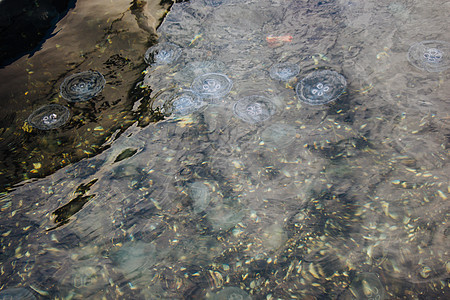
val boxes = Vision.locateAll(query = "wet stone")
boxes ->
[296,70,347,105]
[144,42,182,65]
[27,104,71,130]
[208,286,252,300]
[168,90,206,116]
[269,62,300,81]
[407,40,450,72]
[233,95,277,124]
[60,71,106,102]
[0,287,36,300]
[191,73,233,99]
[349,272,385,300]
[261,123,296,149]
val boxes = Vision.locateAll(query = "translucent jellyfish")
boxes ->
[269,62,300,81]
[27,104,71,130]
[188,182,211,213]
[296,70,347,105]
[407,40,450,72]
[110,241,158,275]
[0,287,36,299]
[233,95,277,124]
[206,205,245,232]
[209,287,251,300]
[167,90,207,116]
[261,123,296,149]
[60,71,106,102]
[191,73,233,99]
[204,0,227,7]
[349,272,385,300]
[144,42,182,65]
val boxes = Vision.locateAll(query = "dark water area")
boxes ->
[0,0,449,299]
[0,0,77,67]
[0,0,171,192]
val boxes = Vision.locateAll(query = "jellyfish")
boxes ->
[60,71,106,102]
[296,70,347,105]
[188,181,211,214]
[191,73,233,99]
[110,241,158,275]
[349,272,385,300]
[233,95,276,124]
[144,42,182,65]
[203,0,227,7]
[209,287,251,300]
[168,90,207,116]
[261,123,296,149]
[27,104,71,130]
[407,40,450,72]
[269,62,300,81]
[0,287,36,300]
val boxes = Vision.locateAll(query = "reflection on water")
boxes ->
[0,0,449,298]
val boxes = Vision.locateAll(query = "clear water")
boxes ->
[0,0,449,299]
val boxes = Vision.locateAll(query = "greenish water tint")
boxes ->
[0,0,449,299]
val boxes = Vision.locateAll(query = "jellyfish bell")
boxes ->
[407,40,450,72]
[60,71,106,102]
[144,42,182,65]
[349,272,385,300]
[0,287,36,300]
[296,70,347,105]
[27,104,71,130]
[269,62,300,81]
[233,95,276,124]
[261,123,296,149]
[167,90,207,116]
[208,286,251,300]
[191,73,233,99]
[203,0,227,7]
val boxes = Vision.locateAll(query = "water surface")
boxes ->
[0,0,449,298]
